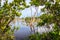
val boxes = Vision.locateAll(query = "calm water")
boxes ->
[13,21,53,40]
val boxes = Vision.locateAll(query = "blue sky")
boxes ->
[20,6,43,18]
[1,0,44,18]
[20,0,44,18]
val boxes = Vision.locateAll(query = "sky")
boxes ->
[20,0,44,18]
[1,0,44,18]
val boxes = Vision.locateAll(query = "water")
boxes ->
[13,21,53,40]
[15,26,31,40]
[14,21,31,40]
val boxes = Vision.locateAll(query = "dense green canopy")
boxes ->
[1,0,60,40]
[29,0,60,40]
[0,0,29,40]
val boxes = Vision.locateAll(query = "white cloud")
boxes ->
[39,6,45,11]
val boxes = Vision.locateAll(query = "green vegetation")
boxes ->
[0,0,29,40]
[29,0,60,40]
[0,0,60,40]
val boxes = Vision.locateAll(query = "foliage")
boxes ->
[25,17,31,23]
[29,32,41,40]
[29,23,60,40]
[0,0,28,40]
[29,0,60,40]
[37,14,54,26]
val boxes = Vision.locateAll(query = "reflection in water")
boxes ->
[13,21,53,40]
[14,21,31,40]
[15,27,31,40]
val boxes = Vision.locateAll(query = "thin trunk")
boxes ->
[29,6,39,34]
